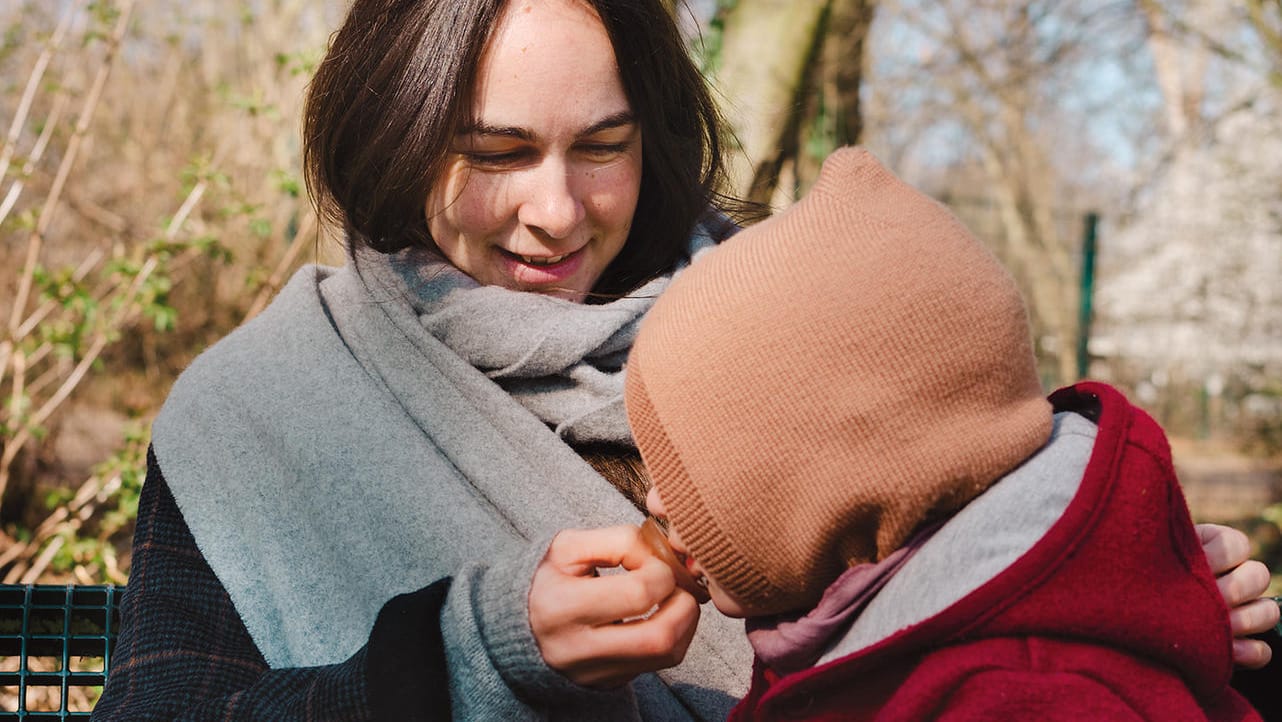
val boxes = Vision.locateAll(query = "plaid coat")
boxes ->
[92,448,452,721]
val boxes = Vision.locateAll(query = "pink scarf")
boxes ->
[744,523,939,674]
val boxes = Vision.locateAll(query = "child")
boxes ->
[624,147,1260,720]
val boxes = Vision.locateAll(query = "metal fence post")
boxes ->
[1076,212,1099,381]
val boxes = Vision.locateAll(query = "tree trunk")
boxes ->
[793,0,878,196]
[1137,0,1207,145]
[714,0,832,203]
[714,0,877,204]
[1245,0,1282,86]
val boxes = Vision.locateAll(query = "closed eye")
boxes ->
[461,148,536,169]
[577,141,633,162]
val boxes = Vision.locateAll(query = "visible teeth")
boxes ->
[519,253,567,266]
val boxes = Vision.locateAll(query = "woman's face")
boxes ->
[425,0,642,303]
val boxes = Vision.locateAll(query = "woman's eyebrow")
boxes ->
[458,111,636,141]
[579,111,636,137]
[459,123,534,141]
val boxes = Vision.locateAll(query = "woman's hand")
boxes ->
[1197,523,1279,669]
[529,526,701,688]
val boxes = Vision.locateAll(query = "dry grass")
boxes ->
[0,652,103,713]
[0,0,347,583]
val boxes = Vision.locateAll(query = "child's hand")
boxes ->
[1197,522,1279,669]
[528,525,702,688]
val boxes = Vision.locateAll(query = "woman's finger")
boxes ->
[533,531,678,626]
[1197,523,1251,575]
[556,560,678,625]
[1233,638,1274,670]
[530,527,697,687]
[1228,596,1281,639]
[597,586,701,659]
[545,525,658,575]
[556,588,702,688]
[1218,560,1271,610]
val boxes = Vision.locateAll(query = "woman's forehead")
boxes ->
[469,0,631,134]
[484,0,612,62]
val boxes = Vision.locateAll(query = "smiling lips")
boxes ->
[517,252,570,265]
[500,246,588,293]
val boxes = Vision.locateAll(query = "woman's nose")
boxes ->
[517,159,585,240]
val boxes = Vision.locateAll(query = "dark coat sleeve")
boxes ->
[91,446,452,722]
[1230,626,1282,721]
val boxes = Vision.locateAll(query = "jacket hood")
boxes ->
[755,383,1239,717]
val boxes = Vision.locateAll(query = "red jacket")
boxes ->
[729,383,1260,721]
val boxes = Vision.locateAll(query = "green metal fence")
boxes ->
[0,585,120,720]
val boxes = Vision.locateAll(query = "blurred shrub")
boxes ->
[0,0,345,584]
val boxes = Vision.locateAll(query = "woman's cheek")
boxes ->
[583,168,641,227]
[455,174,518,232]
[586,151,642,213]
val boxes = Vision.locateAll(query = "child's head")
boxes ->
[625,147,1053,618]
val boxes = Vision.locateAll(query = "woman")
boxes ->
[93,0,1277,720]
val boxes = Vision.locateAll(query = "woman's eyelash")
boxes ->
[463,150,528,165]
[461,141,631,166]
[580,141,631,154]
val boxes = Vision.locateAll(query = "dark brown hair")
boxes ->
[577,443,651,512]
[303,0,743,297]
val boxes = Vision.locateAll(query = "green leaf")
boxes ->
[144,303,178,332]
[249,217,272,238]
[272,169,301,198]
[44,487,75,510]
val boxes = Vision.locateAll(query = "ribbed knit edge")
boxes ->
[626,348,791,612]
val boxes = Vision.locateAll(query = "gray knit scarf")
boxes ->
[150,225,748,719]
[356,241,686,445]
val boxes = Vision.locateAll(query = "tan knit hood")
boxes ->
[625,147,1053,616]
